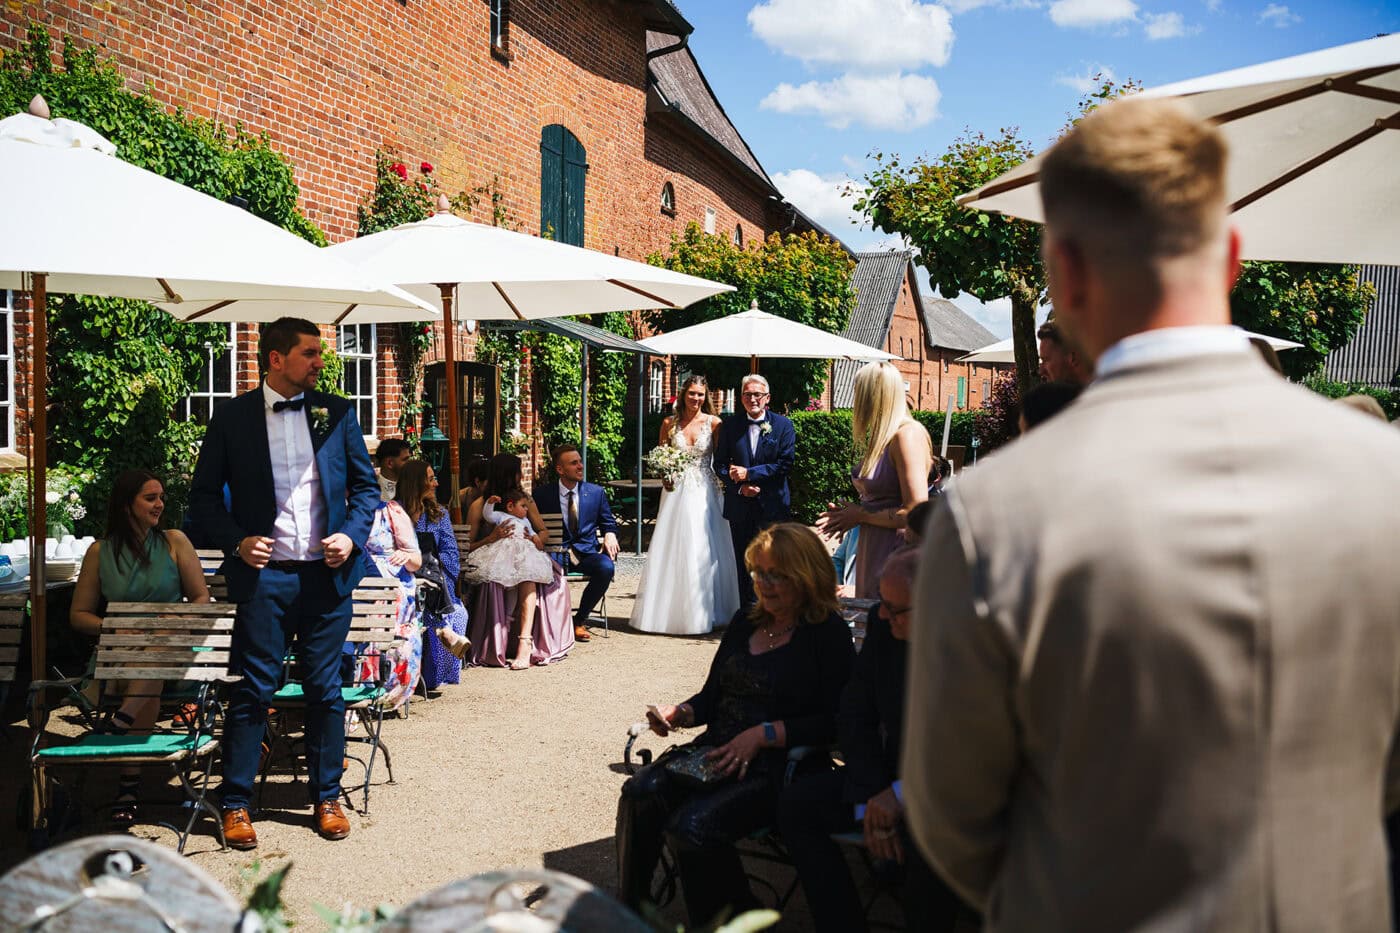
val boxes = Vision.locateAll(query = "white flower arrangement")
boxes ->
[644,444,698,484]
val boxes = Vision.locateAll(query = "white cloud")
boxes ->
[1258,3,1299,26]
[748,0,955,71]
[942,0,1001,11]
[1204,0,1223,10]
[772,169,865,235]
[1056,64,1118,93]
[948,295,1015,339]
[1144,11,1192,38]
[1048,0,1139,27]
[760,73,942,130]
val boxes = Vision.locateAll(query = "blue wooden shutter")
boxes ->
[562,130,587,247]
[540,125,563,240]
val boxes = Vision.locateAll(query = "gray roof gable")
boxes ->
[831,250,918,407]
[919,295,998,352]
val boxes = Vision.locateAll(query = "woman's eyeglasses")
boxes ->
[750,569,792,588]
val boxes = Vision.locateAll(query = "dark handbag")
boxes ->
[662,746,729,787]
[414,531,452,618]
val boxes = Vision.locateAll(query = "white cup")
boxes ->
[60,534,75,545]
[44,540,56,558]
[54,541,75,559]
[11,555,29,579]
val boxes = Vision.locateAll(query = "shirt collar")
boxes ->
[1095,326,1251,379]
[262,381,305,411]
[559,478,578,499]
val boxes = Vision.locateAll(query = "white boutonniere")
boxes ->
[759,421,773,437]
[310,406,330,434]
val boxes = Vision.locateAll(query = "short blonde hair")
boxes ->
[1040,97,1228,264]
[852,361,927,477]
[745,523,839,626]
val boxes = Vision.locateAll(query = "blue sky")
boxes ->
[679,0,1400,336]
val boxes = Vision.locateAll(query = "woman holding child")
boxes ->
[465,453,573,669]
[395,460,471,688]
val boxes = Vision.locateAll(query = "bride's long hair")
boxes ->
[673,374,716,418]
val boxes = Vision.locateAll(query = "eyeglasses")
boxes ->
[750,569,792,588]
[882,603,913,619]
[742,391,769,399]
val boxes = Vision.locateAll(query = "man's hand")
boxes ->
[321,532,355,568]
[740,484,760,498]
[603,532,620,560]
[863,786,905,863]
[729,465,749,483]
[239,536,273,569]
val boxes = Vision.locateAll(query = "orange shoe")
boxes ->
[222,808,258,850]
[314,799,351,840]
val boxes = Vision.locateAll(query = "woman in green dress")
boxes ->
[70,469,211,823]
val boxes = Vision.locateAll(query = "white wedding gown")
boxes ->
[630,418,740,635]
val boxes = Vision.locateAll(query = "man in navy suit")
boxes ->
[190,318,379,850]
[714,374,796,605]
[532,444,619,642]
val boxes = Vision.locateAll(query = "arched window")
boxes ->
[540,125,586,246]
[733,224,743,246]
[648,361,666,413]
[660,182,676,216]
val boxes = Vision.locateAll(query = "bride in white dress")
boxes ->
[631,375,740,635]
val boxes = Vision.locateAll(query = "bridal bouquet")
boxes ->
[644,444,697,484]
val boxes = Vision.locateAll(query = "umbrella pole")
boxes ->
[749,354,758,373]
[438,284,463,523]
[580,344,589,485]
[636,354,644,557]
[28,273,48,712]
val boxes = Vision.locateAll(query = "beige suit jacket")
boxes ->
[903,351,1400,932]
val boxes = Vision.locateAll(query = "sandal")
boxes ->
[172,701,200,727]
[508,636,533,671]
[111,777,139,826]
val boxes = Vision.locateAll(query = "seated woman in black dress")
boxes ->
[777,546,971,933]
[617,523,856,927]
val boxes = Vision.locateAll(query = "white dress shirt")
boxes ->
[559,479,579,534]
[263,382,326,561]
[1095,325,1251,379]
[747,412,767,455]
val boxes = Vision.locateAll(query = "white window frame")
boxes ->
[648,361,666,414]
[0,291,13,451]
[489,0,506,50]
[181,323,238,425]
[338,324,377,434]
[704,207,717,235]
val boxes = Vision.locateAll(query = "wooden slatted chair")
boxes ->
[0,592,24,684]
[539,512,608,635]
[194,549,228,602]
[258,576,401,815]
[28,602,240,852]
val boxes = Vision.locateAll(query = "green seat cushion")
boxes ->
[274,683,383,705]
[36,732,215,760]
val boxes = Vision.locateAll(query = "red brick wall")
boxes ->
[1,1,779,452]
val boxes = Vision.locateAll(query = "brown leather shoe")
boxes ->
[574,625,592,642]
[314,799,351,840]
[222,808,258,850]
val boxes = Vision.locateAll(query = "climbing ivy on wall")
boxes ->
[0,25,327,525]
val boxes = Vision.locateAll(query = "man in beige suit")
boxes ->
[902,97,1400,932]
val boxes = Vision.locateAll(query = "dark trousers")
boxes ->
[778,769,965,933]
[730,515,762,606]
[221,563,352,811]
[562,549,614,625]
[616,753,778,927]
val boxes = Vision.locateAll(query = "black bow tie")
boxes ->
[749,419,766,426]
[272,398,305,413]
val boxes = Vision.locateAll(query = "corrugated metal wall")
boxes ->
[1325,265,1400,387]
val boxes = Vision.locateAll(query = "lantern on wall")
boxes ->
[420,411,450,480]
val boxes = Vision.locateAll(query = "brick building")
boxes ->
[830,251,1010,412]
[0,1,827,469]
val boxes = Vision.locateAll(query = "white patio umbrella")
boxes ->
[958,330,1304,363]
[0,100,436,686]
[322,199,735,518]
[639,300,899,371]
[958,33,1400,265]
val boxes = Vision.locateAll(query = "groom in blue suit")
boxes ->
[532,444,619,641]
[714,374,796,605]
[189,318,379,850]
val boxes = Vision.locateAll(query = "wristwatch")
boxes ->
[761,721,777,745]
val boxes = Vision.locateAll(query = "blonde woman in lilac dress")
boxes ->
[816,361,933,599]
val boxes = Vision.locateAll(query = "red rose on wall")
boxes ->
[390,162,408,180]
[420,161,434,174]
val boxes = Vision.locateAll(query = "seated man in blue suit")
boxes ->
[532,444,619,642]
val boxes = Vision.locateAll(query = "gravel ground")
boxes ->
[0,560,893,929]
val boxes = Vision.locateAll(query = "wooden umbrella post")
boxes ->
[748,354,758,373]
[28,272,48,708]
[438,282,463,524]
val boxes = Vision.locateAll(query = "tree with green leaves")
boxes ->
[1231,263,1374,380]
[855,130,1042,392]
[645,224,856,411]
